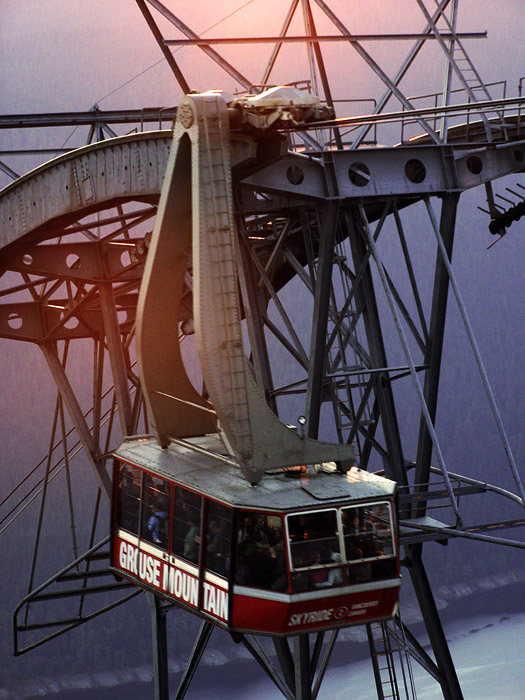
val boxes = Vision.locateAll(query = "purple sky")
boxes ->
[2,1,524,118]
[1,3,525,697]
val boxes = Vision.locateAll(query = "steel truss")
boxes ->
[2,2,525,700]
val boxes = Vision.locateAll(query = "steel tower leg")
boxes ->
[146,593,170,700]
[345,208,407,486]
[346,193,464,700]
[174,621,214,700]
[407,194,463,699]
[245,633,341,700]
[414,193,459,507]
[305,201,339,438]
[273,637,296,694]
[293,634,312,700]
[408,549,464,700]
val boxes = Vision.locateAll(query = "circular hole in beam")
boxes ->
[7,313,23,330]
[120,249,132,268]
[404,159,426,183]
[66,253,81,270]
[117,310,128,326]
[348,162,370,187]
[467,155,483,175]
[286,165,305,185]
[63,315,79,330]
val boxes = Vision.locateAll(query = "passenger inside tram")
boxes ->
[206,500,233,577]
[146,503,168,547]
[327,552,344,586]
[236,512,285,590]
[308,551,330,587]
[173,488,202,564]
[142,476,169,548]
[288,511,341,592]
[286,504,396,591]
[207,519,230,575]
[343,504,396,581]
[288,510,339,569]
[183,514,200,562]
[117,463,142,535]
[270,530,288,591]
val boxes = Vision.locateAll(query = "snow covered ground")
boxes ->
[408,614,525,700]
[4,578,525,700]
[221,614,525,700]
[6,612,524,700]
[322,613,525,700]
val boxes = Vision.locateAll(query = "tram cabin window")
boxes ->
[141,474,169,549]
[235,511,286,590]
[288,510,339,568]
[205,501,233,577]
[342,503,396,582]
[172,488,202,564]
[287,510,342,592]
[117,463,142,535]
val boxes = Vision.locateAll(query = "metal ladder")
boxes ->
[431,2,509,143]
[449,43,509,142]
[366,615,418,700]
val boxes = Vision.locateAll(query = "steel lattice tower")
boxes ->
[1,2,525,699]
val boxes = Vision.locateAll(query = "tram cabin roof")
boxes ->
[115,436,396,511]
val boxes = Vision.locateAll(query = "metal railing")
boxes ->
[400,81,508,143]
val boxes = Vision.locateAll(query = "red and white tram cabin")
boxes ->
[111,436,401,636]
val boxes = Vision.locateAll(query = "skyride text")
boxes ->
[117,538,228,622]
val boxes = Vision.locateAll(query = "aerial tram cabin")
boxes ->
[111,435,401,636]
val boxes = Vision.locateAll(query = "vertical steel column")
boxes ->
[408,551,464,700]
[302,0,343,149]
[273,637,296,695]
[313,0,440,142]
[293,634,312,700]
[40,340,112,498]
[236,230,278,413]
[439,0,459,141]
[301,0,320,97]
[350,0,452,149]
[309,631,324,677]
[147,593,170,700]
[305,202,339,438]
[99,282,133,436]
[344,209,407,484]
[357,192,464,698]
[91,336,104,454]
[311,630,339,699]
[174,620,214,700]
[414,193,459,510]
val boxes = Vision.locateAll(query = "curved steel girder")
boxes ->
[6,124,519,285]
[2,119,524,294]
[0,130,302,297]
[0,131,172,250]
[4,125,523,259]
